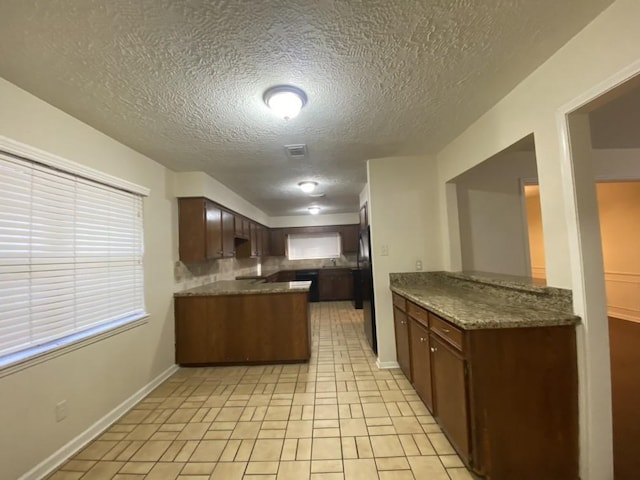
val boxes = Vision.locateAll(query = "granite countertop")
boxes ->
[389,271,580,330]
[175,279,312,297]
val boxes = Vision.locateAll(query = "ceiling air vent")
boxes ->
[284,144,308,160]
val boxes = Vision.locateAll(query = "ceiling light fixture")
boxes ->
[298,181,318,193]
[308,206,321,215]
[264,85,307,120]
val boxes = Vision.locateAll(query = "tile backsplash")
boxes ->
[174,257,259,290]
[174,254,358,291]
[262,253,357,272]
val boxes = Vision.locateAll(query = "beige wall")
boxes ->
[597,182,640,321]
[526,181,640,320]
[0,77,177,479]
[524,186,547,279]
[454,151,538,276]
[367,155,442,366]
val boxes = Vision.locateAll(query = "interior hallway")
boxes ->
[47,302,471,480]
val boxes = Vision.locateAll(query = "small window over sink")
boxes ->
[287,232,341,260]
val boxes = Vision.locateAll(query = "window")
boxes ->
[0,149,147,369]
[287,232,341,260]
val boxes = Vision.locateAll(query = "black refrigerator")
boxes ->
[358,226,377,354]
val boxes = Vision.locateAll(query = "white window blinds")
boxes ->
[287,232,341,260]
[0,152,145,363]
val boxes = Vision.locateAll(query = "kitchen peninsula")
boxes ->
[174,279,311,366]
[390,271,580,480]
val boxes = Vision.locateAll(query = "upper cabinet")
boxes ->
[234,214,249,239]
[341,225,359,254]
[270,229,286,257]
[178,196,358,262]
[221,210,235,257]
[179,197,224,262]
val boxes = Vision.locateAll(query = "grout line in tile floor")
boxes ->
[47,301,475,480]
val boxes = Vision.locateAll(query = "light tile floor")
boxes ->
[48,301,474,480]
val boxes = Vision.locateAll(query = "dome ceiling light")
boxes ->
[308,206,321,215]
[298,181,318,193]
[264,85,308,120]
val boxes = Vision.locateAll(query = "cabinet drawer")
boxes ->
[407,301,429,327]
[430,314,464,351]
[392,293,406,311]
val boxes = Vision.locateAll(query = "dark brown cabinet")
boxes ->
[341,225,359,254]
[221,210,235,257]
[269,229,286,256]
[250,223,259,256]
[393,297,413,382]
[409,317,433,412]
[179,197,224,262]
[175,292,310,365]
[234,214,249,238]
[391,289,579,480]
[261,226,270,256]
[431,333,470,460]
[318,268,353,300]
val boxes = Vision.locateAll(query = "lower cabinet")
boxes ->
[391,290,579,480]
[430,333,470,460]
[175,292,310,365]
[318,268,353,301]
[393,305,412,381]
[409,318,433,412]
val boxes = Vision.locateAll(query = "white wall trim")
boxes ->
[20,364,179,480]
[0,135,150,196]
[555,59,640,480]
[376,359,400,369]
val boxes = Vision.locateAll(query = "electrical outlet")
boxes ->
[55,400,67,422]
[381,245,389,256]
[416,260,423,271]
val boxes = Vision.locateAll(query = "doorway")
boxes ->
[561,77,640,479]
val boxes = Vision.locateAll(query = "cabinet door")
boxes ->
[234,214,247,238]
[334,271,354,300]
[341,225,359,254]
[205,200,223,260]
[250,223,259,256]
[221,210,235,257]
[410,319,433,413]
[318,272,333,300]
[261,226,270,256]
[393,306,412,381]
[270,229,286,256]
[431,334,470,460]
[178,198,207,262]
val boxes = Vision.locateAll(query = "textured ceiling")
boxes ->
[0,0,613,216]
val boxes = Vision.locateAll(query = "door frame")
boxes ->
[556,58,640,479]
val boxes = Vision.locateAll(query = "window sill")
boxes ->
[0,314,149,378]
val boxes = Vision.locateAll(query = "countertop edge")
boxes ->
[390,285,580,330]
[175,280,312,297]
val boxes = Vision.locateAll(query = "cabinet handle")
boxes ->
[420,337,426,343]
[430,346,437,352]
[441,328,450,333]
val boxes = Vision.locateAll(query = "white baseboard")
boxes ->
[21,364,179,480]
[376,359,400,369]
